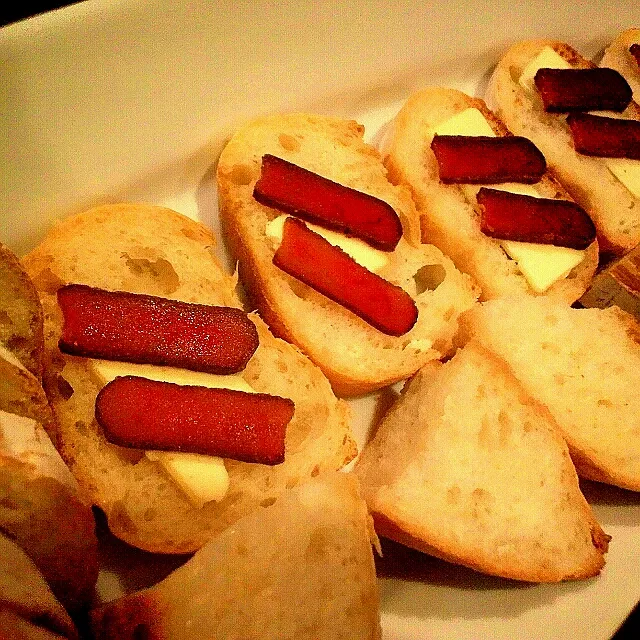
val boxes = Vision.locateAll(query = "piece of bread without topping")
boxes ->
[0,241,44,378]
[22,203,356,554]
[601,28,640,103]
[0,532,78,640]
[355,340,608,582]
[91,472,381,640]
[381,88,599,302]
[0,245,99,613]
[486,39,640,259]
[457,295,640,491]
[217,113,479,396]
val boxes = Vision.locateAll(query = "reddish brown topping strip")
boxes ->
[567,113,640,160]
[91,592,164,640]
[631,43,640,67]
[253,154,402,251]
[273,217,418,336]
[57,284,259,374]
[431,135,546,184]
[534,67,632,112]
[478,188,596,250]
[96,376,294,465]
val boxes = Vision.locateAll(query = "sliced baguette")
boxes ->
[0,245,99,613]
[381,87,599,302]
[217,113,479,396]
[0,242,44,378]
[601,28,640,103]
[91,472,381,640]
[22,203,356,554]
[355,340,608,582]
[486,39,640,259]
[457,295,640,491]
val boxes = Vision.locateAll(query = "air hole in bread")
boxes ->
[278,133,301,152]
[260,496,277,507]
[229,163,256,186]
[122,255,179,295]
[413,264,446,294]
[56,375,74,400]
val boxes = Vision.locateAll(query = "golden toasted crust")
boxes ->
[22,203,356,553]
[355,341,608,582]
[381,87,599,302]
[486,39,640,259]
[217,113,479,395]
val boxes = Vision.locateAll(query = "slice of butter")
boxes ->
[519,45,640,199]
[432,107,585,292]
[89,359,255,508]
[266,214,389,272]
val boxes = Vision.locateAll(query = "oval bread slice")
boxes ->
[21,203,356,554]
[217,113,479,396]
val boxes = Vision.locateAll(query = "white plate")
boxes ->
[2,1,640,638]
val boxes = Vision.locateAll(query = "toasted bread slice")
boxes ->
[457,295,640,491]
[91,472,381,640]
[0,242,44,378]
[0,533,78,640]
[217,113,478,396]
[381,88,599,302]
[22,203,356,554]
[601,28,640,103]
[0,252,99,613]
[355,341,608,582]
[486,39,640,259]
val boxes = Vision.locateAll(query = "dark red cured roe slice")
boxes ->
[96,376,294,465]
[57,284,259,374]
[253,154,402,251]
[631,43,640,67]
[273,217,418,336]
[567,112,640,160]
[534,67,632,112]
[477,187,596,250]
[430,135,546,184]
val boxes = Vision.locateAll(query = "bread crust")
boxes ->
[601,28,640,103]
[217,113,479,395]
[486,39,640,259]
[22,203,356,553]
[382,87,599,302]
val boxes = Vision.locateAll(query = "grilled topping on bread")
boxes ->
[567,112,640,159]
[96,376,294,465]
[534,67,632,112]
[58,284,259,374]
[254,154,402,251]
[273,217,418,336]
[430,135,546,184]
[478,187,596,249]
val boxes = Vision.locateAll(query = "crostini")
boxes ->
[486,39,640,260]
[380,88,599,302]
[22,203,356,554]
[216,113,479,396]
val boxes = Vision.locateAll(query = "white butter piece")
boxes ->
[519,46,640,199]
[432,107,585,292]
[89,359,255,507]
[499,240,584,293]
[519,45,571,93]
[266,214,389,272]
